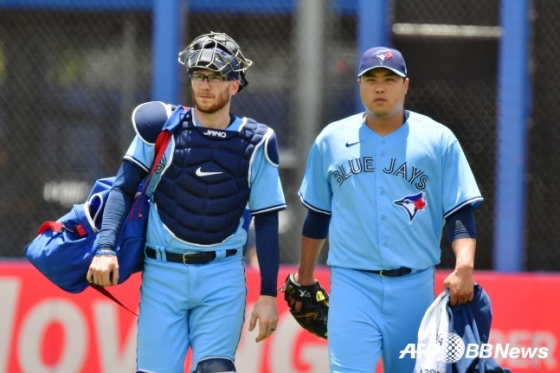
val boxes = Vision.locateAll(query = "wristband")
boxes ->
[96,249,117,256]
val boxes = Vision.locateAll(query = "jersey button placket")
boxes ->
[376,138,389,266]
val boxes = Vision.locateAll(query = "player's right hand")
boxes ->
[87,254,120,287]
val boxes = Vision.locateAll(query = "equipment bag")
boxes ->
[24,177,149,294]
[24,106,181,298]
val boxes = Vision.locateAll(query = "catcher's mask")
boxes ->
[178,31,252,92]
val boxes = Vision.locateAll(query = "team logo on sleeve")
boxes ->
[393,192,427,223]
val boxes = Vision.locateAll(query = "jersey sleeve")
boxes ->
[298,141,333,214]
[248,132,286,214]
[442,139,484,217]
[123,135,155,173]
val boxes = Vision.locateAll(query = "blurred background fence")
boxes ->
[0,0,557,272]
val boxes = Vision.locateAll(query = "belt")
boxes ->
[363,267,412,277]
[145,247,237,265]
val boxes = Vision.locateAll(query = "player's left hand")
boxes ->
[442,269,474,306]
[248,295,278,343]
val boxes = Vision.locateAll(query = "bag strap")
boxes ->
[92,286,139,316]
[37,221,63,235]
[128,129,172,220]
[127,105,185,220]
[36,219,88,238]
[93,125,175,317]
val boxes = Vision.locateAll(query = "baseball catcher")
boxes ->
[88,31,286,373]
[281,273,329,339]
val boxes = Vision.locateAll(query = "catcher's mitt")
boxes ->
[281,273,329,339]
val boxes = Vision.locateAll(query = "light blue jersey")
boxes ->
[299,110,483,271]
[125,113,286,253]
[123,104,286,373]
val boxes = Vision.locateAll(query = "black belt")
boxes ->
[363,267,412,277]
[146,247,237,265]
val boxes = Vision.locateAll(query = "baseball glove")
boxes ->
[281,273,329,339]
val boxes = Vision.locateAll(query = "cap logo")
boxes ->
[371,50,394,64]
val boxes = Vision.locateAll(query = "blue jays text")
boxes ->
[333,156,429,189]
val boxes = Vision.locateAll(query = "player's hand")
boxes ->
[248,295,278,343]
[281,273,329,339]
[442,269,474,306]
[87,254,119,287]
[286,273,314,312]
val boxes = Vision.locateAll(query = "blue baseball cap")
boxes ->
[358,47,407,78]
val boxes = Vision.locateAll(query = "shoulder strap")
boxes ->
[128,105,187,218]
[90,124,177,317]
[91,286,139,316]
[127,126,173,220]
[163,105,188,132]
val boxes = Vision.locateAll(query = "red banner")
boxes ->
[0,261,558,373]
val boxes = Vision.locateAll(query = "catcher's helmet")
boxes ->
[178,31,252,92]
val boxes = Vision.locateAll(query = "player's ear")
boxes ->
[229,80,240,95]
[403,77,410,93]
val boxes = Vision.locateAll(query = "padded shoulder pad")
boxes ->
[243,118,279,167]
[264,130,280,167]
[131,101,176,144]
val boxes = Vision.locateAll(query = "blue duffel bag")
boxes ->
[24,176,149,294]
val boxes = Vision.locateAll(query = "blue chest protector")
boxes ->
[137,104,271,245]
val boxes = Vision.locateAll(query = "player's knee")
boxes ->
[193,357,236,372]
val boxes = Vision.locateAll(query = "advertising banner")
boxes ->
[0,261,557,373]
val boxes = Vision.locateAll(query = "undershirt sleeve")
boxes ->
[96,160,147,250]
[254,211,280,296]
[302,208,331,239]
[445,204,477,241]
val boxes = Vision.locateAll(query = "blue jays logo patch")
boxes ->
[372,50,394,64]
[393,192,427,223]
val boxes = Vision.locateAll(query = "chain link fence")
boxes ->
[0,0,558,271]
[392,0,500,269]
[527,0,560,271]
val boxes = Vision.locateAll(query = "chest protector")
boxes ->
[154,109,269,245]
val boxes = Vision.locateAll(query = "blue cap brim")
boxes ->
[358,66,406,78]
